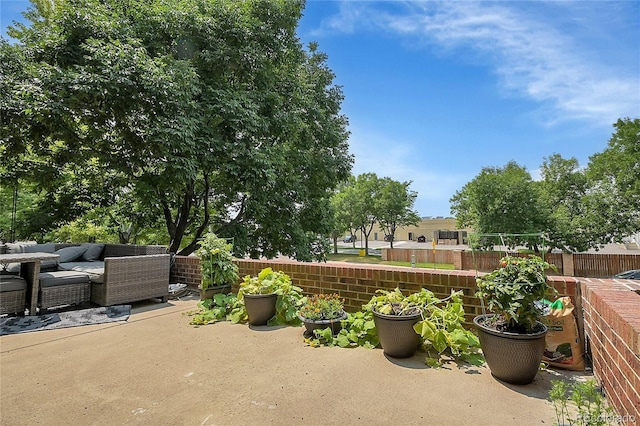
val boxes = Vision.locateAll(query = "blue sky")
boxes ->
[2,1,639,217]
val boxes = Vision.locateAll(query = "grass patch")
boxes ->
[326,253,454,270]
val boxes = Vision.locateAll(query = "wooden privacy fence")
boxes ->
[460,251,563,274]
[573,253,640,278]
[382,248,640,278]
[382,248,454,265]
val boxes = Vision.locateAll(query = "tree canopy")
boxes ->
[450,119,640,252]
[1,0,352,258]
[330,173,420,253]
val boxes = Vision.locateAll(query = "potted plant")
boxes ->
[297,293,347,337]
[474,254,557,384]
[238,268,304,326]
[196,233,239,300]
[365,288,480,364]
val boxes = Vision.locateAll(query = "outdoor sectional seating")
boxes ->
[0,276,28,315]
[2,242,170,311]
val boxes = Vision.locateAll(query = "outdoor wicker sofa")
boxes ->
[1,243,170,311]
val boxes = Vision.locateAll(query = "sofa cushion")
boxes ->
[55,246,88,263]
[0,276,27,292]
[24,243,56,253]
[3,243,57,273]
[2,263,21,275]
[39,271,90,288]
[81,243,105,261]
[6,242,37,254]
[58,262,105,283]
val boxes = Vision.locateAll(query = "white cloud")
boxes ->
[313,1,640,126]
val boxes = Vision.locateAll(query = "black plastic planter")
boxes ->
[373,309,422,358]
[244,293,277,326]
[474,314,547,385]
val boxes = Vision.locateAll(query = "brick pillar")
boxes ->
[562,252,574,276]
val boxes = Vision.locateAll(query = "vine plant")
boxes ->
[308,288,484,368]
[189,268,305,326]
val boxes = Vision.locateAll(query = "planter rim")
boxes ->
[298,310,347,325]
[473,314,547,340]
[372,308,422,321]
[242,292,277,298]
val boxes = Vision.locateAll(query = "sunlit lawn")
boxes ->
[326,253,455,270]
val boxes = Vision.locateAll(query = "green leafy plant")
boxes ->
[476,255,557,333]
[188,293,241,325]
[307,288,482,367]
[307,310,379,349]
[298,293,345,321]
[188,268,305,326]
[550,379,615,426]
[238,268,305,326]
[366,288,482,367]
[196,233,239,291]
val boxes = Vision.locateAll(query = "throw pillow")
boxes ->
[80,243,105,261]
[54,246,88,263]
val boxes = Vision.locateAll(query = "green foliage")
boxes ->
[189,293,241,325]
[476,255,557,332]
[306,310,379,349]
[2,0,352,257]
[450,162,546,241]
[307,288,481,367]
[376,177,421,248]
[189,268,304,326]
[298,293,345,321]
[365,288,482,367]
[237,268,305,326]
[195,233,239,290]
[550,379,615,426]
[585,118,640,246]
[539,154,591,253]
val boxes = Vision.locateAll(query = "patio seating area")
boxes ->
[0,295,590,425]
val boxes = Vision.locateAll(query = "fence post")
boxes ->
[562,252,575,276]
[453,250,464,270]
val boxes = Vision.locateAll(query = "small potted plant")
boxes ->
[366,288,479,364]
[238,268,304,326]
[297,293,347,337]
[196,233,239,300]
[474,254,557,384]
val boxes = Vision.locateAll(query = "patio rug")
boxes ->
[0,305,130,336]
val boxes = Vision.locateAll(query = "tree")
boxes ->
[450,161,546,249]
[538,154,591,252]
[1,0,352,257]
[329,178,359,253]
[376,178,420,249]
[350,173,382,255]
[584,118,640,245]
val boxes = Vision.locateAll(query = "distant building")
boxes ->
[369,217,472,244]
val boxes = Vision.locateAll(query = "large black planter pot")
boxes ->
[298,311,348,337]
[199,284,232,300]
[373,309,422,358]
[474,314,548,385]
[244,293,278,326]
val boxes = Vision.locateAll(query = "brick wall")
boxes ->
[171,256,202,288]
[581,278,640,425]
[171,257,578,327]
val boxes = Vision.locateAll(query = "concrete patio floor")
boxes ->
[1,295,590,426]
